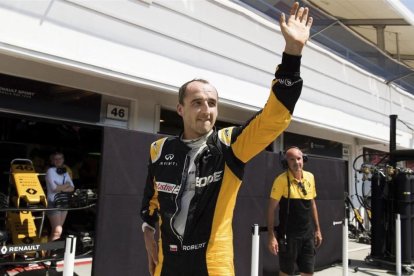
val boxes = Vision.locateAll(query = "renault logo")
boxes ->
[165,154,174,160]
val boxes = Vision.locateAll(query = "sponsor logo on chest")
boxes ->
[156,182,180,194]
[159,154,178,166]
[195,171,223,187]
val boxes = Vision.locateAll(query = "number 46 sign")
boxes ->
[106,104,129,121]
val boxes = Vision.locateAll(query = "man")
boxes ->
[267,147,322,276]
[141,3,313,275]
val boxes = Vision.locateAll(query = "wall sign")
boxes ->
[0,73,101,123]
[106,104,129,121]
[284,132,343,158]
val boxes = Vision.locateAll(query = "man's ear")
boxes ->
[177,103,183,117]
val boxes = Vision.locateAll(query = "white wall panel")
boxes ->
[0,0,412,148]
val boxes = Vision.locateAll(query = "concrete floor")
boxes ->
[315,240,413,276]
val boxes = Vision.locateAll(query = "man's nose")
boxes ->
[200,101,210,114]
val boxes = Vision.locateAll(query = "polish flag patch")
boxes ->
[169,245,178,252]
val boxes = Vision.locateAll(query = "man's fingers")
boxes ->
[307,16,313,28]
[279,12,286,28]
[284,3,312,29]
[144,231,159,272]
[300,7,309,23]
[315,235,322,247]
[268,245,276,255]
[146,238,158,264]
[147,251,156,276]
[289,2,299,16]
[151,246,158,264]
[296,7,304,21]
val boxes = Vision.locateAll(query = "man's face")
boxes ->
[52,154,64,168]
[177,81,218,140]
[286,148,304,174]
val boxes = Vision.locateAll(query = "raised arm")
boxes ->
[229,2,313,163]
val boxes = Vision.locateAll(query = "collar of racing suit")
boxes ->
[175,127,222,157]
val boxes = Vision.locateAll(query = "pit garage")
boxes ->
[0,72,103,274]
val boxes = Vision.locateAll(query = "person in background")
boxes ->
[267,147,322,276]
[140,2,313,275]
[45,152,74,241]
[49,152,73,179]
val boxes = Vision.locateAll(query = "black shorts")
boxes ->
[279,236,315,275]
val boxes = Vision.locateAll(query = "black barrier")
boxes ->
[370,170,414,266]
[396,172,412,263]
[371,173,387,258]
[411,175,414,262]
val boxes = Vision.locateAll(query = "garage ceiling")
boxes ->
[239,0,414,95]
[307,0,414,83]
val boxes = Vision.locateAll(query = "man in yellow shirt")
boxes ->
[267,147,322,276]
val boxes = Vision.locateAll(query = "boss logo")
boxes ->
[165,154,174,160]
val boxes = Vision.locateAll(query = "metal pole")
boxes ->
[396,214,402,276]
[390,114,398,167]
[251,224,259,276]
[343,218,348,276]
[63,235,77,276]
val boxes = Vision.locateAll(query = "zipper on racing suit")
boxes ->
[170,154,190,246]
[182,147,209,238]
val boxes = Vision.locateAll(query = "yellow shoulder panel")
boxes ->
[150,137,168,163]
[218,127,234,146]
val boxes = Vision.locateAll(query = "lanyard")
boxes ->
[283,171,291,239]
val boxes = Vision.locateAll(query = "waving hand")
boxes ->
[280,2,313,56]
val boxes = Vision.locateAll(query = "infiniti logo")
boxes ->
[276,78,301,87]
[165,154,174,160]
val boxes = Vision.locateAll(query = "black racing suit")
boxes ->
[141,53,303,276]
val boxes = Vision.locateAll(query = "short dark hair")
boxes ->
[178,79,211,105]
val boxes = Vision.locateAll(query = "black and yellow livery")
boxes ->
[7,159,48,258]
[141,53,303,276]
